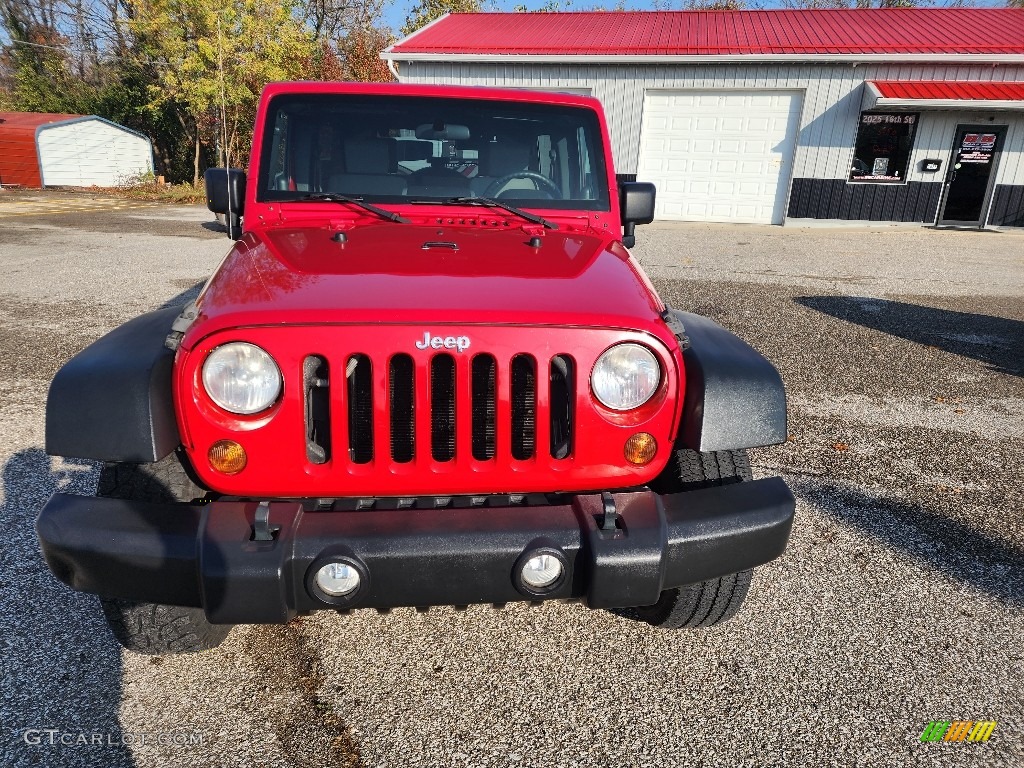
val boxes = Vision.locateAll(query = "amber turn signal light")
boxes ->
[208,440,247,474]
[624,432,657,465]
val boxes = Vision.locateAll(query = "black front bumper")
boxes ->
[37,478,795,624]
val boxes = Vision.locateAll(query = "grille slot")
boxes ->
[431,355,456,462]
[549,355,574,460]
[471,354,497,461]
[346,354,373,464]
[303,355,330,464]
[389,354,415,463]
[510,354,536,460]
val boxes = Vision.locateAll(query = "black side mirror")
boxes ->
[204,168,246,239]
[619,181,656,248]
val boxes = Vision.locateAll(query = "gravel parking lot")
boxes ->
[1,190,1021,767]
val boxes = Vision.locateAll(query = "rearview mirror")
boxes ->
[204,167,246,239]
[416,123,470,141]
[619,181,656,248]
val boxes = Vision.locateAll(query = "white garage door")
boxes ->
[638,90,802,224]
[38,118,153,187]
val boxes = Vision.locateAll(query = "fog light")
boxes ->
[315,562,361,597]
[624,432,657,465]
[208,439,247,474]
[521,554,563,590]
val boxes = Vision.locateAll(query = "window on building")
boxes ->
[849,113,919,183]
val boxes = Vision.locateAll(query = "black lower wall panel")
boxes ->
[989,185,1024,227]
[787,178,943,223]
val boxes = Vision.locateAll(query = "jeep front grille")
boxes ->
[324,351,576,467]
[188,325,679,497]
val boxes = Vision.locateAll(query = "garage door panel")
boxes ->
[638,89,802,225]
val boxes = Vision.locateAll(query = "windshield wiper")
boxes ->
[296,193,410,223]
[412,196,558,230]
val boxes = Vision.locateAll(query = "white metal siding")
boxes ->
[638,90,802,223]
[37,119,153,187]
[399,61,1024,193]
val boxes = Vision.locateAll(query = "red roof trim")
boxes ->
[870,81,1024,101]
[0,112,84,135]
[389,9,1024,57]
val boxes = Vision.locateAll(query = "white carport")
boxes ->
[36,116,154,187]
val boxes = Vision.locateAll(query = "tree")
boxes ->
[338,25,394,81]
[401,0,480,38]
[128,0,316,183]
[301,0,387,42]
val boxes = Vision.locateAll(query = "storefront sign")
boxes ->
[959,151,992,165]
[861,114,917,126]
[961,133,997,152]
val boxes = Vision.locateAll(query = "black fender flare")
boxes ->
[46,306,182,462]
[667,309,787,452]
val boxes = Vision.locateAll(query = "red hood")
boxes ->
[185,223,666,346]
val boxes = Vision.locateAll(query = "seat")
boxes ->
[406,162,471,198]
[470,140,537,197]
[327,138,407,196]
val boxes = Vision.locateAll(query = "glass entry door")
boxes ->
[938,125,1006,226]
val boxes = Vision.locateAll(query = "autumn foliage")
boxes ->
[0,0,396,183]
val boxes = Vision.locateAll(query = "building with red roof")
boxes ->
[384,9,1024,227]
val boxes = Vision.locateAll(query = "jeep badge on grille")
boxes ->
[416,332,471,352]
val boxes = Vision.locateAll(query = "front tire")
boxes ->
[616,448,755,629]
[96,452,232,654]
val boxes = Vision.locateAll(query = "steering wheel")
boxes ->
[484,171,562,199]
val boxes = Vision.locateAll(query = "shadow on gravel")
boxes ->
[158,281,205,310]
[0,449,134,768]
[796,480,1024,607]
[795,296,1024,377]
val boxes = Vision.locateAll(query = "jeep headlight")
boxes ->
[202,342,282,414]
[591,343,661,411]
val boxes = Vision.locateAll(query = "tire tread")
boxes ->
[618,447,755,630]
[95,452,229,654]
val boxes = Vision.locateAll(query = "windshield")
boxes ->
[257,93,610,211]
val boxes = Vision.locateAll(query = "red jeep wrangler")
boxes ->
[38,83,794,654]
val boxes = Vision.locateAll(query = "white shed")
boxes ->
[35,116,154,187]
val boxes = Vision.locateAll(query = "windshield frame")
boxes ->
[255,93,612,213]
